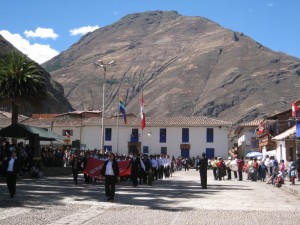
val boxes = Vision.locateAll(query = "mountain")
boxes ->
[43,11,300,124]
[0,35,73,115]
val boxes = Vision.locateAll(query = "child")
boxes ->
[274,173,284,188]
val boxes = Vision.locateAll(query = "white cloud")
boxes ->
[267,3,274,7]
[24,27,59,39]
[0,30,59,64]
[69,25,100,36]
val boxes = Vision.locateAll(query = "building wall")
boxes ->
[237,127,259,156]
[36,124,229,158]
[76,125,229,158]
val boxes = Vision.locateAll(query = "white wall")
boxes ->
[38,124,229,158]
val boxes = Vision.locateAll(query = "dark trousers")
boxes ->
[234,171,238,179]
[159,166,164,179]
[227,168,231,179]
[238,170,243,181]
[105,175,116,200]
[7,172,17,197]
[153,167,158,180]
[213,167,217,180]
[297,170,300,181]
[72,169,79,184]
[200,170,207,189]
[131,172,138,186]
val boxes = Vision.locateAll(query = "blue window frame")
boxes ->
[182,128,189,143]
[206,148,215,159]
[131,129,139,142]
[161,147,167,155]
[104,146,112,152]
[105,128,112,141]
[160,128,166,143]
[143,146,149,153]
[181,149,190,158]
[207,128,214,143]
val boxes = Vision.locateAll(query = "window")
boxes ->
[181,149,189,158]
[160,128,166,143]
[182,128,189,143]
[206,148,215,159]
[131,129,139,142]
[104,146,112,152]
[62,129,73,136]
[161,147,167,155]
[207,128,214,143]
[105,128,112,141]
[143,146,149,153]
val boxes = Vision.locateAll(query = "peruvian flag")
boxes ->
[140,92,146,130]
[292,102,298,119]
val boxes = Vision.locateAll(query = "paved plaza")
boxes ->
[0,170,300,225]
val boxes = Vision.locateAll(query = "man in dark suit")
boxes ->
[127,153,144,187]
[70,150,82,184]
[101,153,119,202]
[6,149,21,198]
[198,152,208,189]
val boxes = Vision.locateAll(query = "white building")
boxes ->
[234,119,261,156]
[0,114,232,158]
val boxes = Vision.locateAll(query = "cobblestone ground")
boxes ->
[0,170,300,225]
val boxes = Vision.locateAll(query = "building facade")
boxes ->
[1,115,232,159]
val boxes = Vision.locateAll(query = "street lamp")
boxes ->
[95,59,116,152]
[147,132,151,152]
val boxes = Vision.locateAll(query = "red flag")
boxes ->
[140,92,146,130]
[257,121,264,135]
[292,102,298,119]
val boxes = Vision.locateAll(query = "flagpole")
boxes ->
[117,92,120,155]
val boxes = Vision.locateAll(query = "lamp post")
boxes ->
[147,131,151,153]
[96,59,116,152]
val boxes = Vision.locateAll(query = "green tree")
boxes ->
[0,52,47,124]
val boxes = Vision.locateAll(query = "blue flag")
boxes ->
[296,121,300,138]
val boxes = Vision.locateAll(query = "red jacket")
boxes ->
[237,159,245,171]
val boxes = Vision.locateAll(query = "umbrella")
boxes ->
[245,151,263,158]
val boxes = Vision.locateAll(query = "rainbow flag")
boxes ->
[119,97,127,124]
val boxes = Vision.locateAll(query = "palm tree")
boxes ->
[0,52,47,124]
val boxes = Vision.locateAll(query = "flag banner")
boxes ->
[257,121,264,135]
[119,97,127,124]
[140,92,146,130]
[292,102,299,119]
[83,158,131,179]
[296,121,300,138]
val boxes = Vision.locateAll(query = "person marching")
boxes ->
[70,150,81,184]
[127,153,144,187]
[6,148,20,198]
[198,152,208,189]
[101,152,120,202]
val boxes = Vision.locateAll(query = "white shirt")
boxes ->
[151,159,158,169]
[7,157,16,172]
[105,160,114,176]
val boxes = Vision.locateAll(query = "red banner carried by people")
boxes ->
[83,157,131,179]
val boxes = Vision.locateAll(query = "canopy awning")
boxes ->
[272,125,296,141]
[0,123,64,141]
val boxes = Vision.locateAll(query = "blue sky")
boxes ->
[1,0,299,64]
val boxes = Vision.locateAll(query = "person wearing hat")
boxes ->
[198,152,208,189]
[6,149,21,198]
